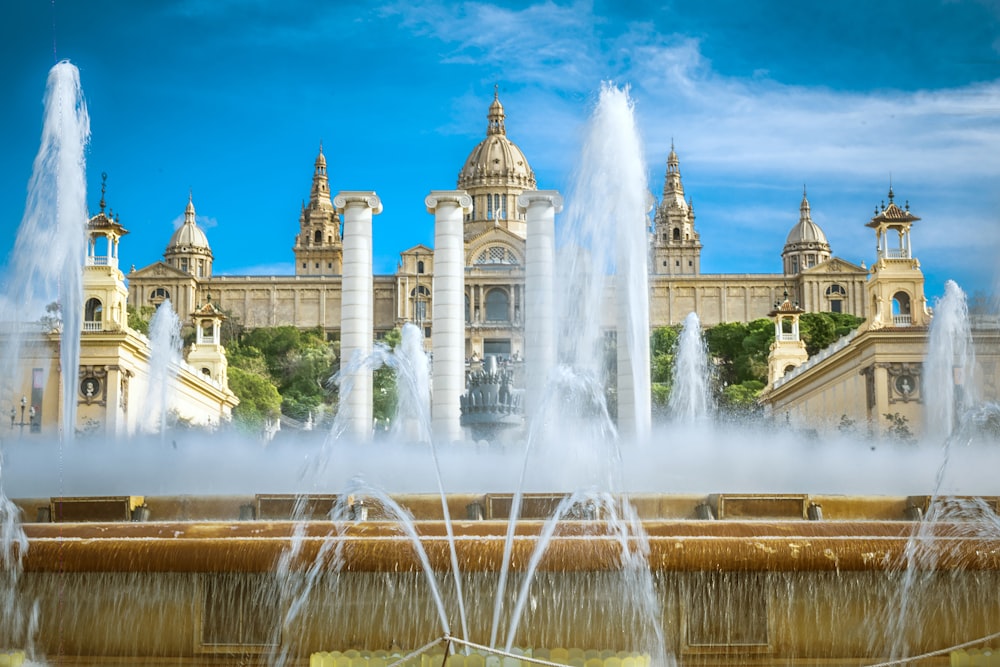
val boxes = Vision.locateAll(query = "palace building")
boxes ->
[127,92,869,365]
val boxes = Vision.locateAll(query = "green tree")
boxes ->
[372,328,403,428]
[127,304,155,335]
[227,366,282,433]
[650,326,680,409]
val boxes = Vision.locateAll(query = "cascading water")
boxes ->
[668,312,712,423]
[0,60,89,441]
[143,299,182,436]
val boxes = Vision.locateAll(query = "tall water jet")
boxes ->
[1,60,90,441]
[669,311,712,422]
[143,299,182,435]
[335,192,382,441]
[557,84,651,440]
[924,280,977,441]
[389,322,432,443]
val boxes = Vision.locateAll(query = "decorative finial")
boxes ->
[888,185,895,203]
[803,183,807,198]
[494,82,499,100]
[905,200,910,211]
[188,187,193,204]
[99,172,107,213]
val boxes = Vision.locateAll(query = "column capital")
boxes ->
[425,190,472,214]
[517,190,563,214]
[334,191,383,215]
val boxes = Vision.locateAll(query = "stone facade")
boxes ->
[128,92,869,361]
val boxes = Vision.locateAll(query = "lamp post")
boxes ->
[9,396,35,435]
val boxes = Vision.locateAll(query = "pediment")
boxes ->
[399,244,434,257]
[801,256,866,275]
[128,261,192,280]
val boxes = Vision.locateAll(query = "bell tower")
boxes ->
[766,291,809,386]
[83,174,129,333]
[864,187,930,330]
[186,299,229,387]
[294,144,344,275]
[652,143,701,275]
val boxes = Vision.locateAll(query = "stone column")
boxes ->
[335,191,382,442]
[519,191,562,423]
[427,191,472,443]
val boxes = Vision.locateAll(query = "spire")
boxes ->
[487,85,506,136]
[99,172,107,213]
[309,143,333,211]
[662,142,684,201]
[185,190,196,225]
[799,186,811,222]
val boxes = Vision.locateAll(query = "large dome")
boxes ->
[457,93,536,190]
[784,191,830,249]
[166,195,212,254]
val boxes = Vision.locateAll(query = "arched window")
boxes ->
[487,195,494,220]
[474,246,519,265]
[417,260,425,274]
[485,289,510,322]
[150,287,170,304]
[673,227,680,241]
[826,284,847,314]
[314,230,322,243]
[84,298,103,331]
[892,291,912,326]
[465,293,471,324]
[410,285,430,322]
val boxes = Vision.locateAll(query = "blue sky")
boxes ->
[2,0,999,304]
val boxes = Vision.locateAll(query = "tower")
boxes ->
[84,175,129,333]
[766,292,809,386]
[782,188,831,276]
[164,193,213,278]
[652,144,701,275]
[864,188,930,329]
[294,145,343,275]
[186,300,230,387]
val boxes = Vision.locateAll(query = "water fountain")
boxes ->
[668,312,713,423]
[1,64,999,667]
[143,299,182,435]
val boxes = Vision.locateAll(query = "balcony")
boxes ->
[83,321,102,332]
[893,314,912,327]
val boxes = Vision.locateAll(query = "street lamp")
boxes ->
[9,396,35,434]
